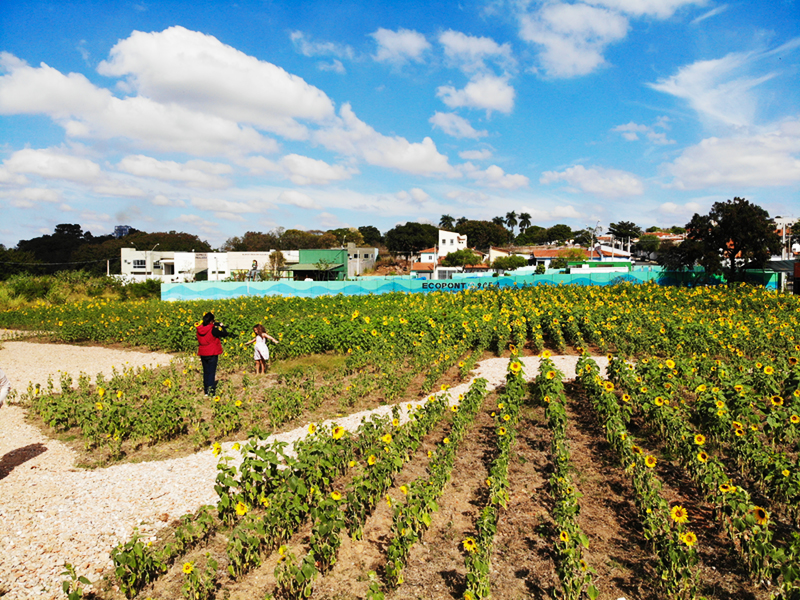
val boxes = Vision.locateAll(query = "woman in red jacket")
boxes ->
[196,312,225,396]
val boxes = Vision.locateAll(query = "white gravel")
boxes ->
[0,333,607,599]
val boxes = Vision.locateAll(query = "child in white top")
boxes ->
[244,324,278,374]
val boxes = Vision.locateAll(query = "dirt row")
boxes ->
[102,378,769,600]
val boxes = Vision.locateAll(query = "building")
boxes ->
[345,243,379,277]
[281,249,347,281]
[113,225,132,238]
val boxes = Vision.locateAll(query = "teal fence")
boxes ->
[161,268,779,301]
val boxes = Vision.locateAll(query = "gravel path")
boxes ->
[0,335,607,599]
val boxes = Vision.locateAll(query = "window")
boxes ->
[363,253,370,258]
[133,259,146,269]
[153,261,161,269]
[450,239,454,244]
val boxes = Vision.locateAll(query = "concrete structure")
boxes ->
[439,230,467,253]
[345,243,379,277]
[281,249,347,281]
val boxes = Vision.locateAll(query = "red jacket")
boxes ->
[196,323,223,356]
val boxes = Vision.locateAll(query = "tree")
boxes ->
[439,215,455,230]
[456,216,469,226]
[358,226,383,247]
[317,232,338,249]
[492,255,528,271]
[658,197,781,282]
[440,248,480,267]
[505,211,518,235]
[608,221,642,240]
[492,216,506,227]
[546,224,573,244]
[384,222,439,258]
[515,225,547,246]
[455,220,510,250]
[267,250,285,280]
[518,212,532,232]
[572,228,594,247]
[279,229,322,250]
[328,227,364,247]
[636,234,661,256]
[222,231,280,251]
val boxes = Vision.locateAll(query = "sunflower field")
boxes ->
[5,282,800,600]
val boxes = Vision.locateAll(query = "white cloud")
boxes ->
[314,103,457,176]
[461,163,529,189]
[0,54,279,156]
[662,118,800,189]
[445,189,490,205]
[437,74,515,114]
[659,201,703,215]
[540,164,644,197]
[117,155,232,188]
[93,183,146,197]
[98,27,335,139]
[370,28,430,65]
[459,149,493,160]
[550,204,583,219]
[290,31,354,59]
[438,30,515,74]
[152,194,186,207]
[430,112,488,139]
[277,189,320,209]
[612,118,674,144]
[280,154,355,185]
[318,60,346,74]
[691,5,729,24]
[237,156,281,175]
[191,196,261,220]
[0,187,61,208]
[0,166,29,185]
[395,188,430,206]
[648,52,775,128]
[585,0,704,18]
[519,3,629,77]
[3,148,101,183]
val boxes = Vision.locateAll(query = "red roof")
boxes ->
[420,247,437,254]
[410,262,435,272]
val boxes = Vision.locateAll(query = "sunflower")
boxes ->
[451,405,459,413]
[443,437,451,444]
[666,359,676,369]
[622,394,631,403]
[644,455,657,468]
[680,531,698,547]
[631,445,642,455]
[764,365,774,375]
[368,454,377,466]
[182,562,194,574]
[695,384,707,393]
[771,396,784,407]
[580,559,588,571]
[789,357,798,366]
[400,485,409,495]
[543,395,551,403]
[670,505,689,524]
[308,423,317,434]
[235,502,248,516]
[735,427,745,437]
[463,537,478,553]
[212,442,221,457]
[732,421,743,429]
[332,426,345,439]
[719,483,734,493]
[382,433,393,444]
[604,381,614,392]
[546,371,556,380]
[541,350,552,358]
[503,414,511,421]
[654,397,664,407]
[560,531,570,543]
[331,491,342,501]
[752,506,768,525]
[782,470,790,478]
[498,427,507,436]
[694,434,706,446]
[697,451,709,463]
[791,415,800,424]
[510,361,522,373]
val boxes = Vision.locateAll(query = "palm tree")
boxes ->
[439,214,455,230]
[518,212,532,232]
[505,211,518,235]
[456,216,469,226]
[492,216,505,226]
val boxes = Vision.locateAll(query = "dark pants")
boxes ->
[200,355,219,395]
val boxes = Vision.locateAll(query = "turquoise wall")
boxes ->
[161,269,779,301]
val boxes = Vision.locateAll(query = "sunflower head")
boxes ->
[670,505,689,524]
[644,455,657,468]
[753,506,768,525]
[559,530,569,543]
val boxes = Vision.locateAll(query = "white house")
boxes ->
[439,230,467,253]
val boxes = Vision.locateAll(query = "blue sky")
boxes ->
[1,0,798,248]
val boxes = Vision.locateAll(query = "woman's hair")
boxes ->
[253,323,266,335]
[202,312,215,326]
